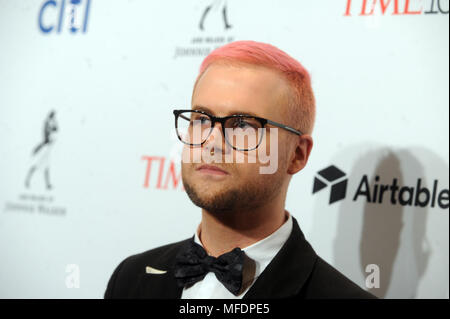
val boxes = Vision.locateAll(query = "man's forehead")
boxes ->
[192,63,290,119]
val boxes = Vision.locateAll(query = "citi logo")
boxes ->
[313,165,449,209]
[38,0,91,34]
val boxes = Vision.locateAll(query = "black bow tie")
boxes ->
[174,239,245,296]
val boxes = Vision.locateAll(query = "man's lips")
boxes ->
[196,164,229,175]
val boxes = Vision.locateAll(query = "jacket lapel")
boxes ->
[137,269,183,299]
[243,217,318,299]
[136,238,192,299]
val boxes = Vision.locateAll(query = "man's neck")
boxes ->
[198,196,288,257]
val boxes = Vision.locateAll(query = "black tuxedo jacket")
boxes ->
[104,217,376,299]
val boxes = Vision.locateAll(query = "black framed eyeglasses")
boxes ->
[173,109,302,151]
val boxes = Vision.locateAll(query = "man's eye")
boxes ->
[232,119,254,129]
[192,116,211,124]
[200,116,211,123]
[238,121,250,128]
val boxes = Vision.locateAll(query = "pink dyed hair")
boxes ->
[194,40,315,134]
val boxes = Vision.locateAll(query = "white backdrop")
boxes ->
[0,0,448,298]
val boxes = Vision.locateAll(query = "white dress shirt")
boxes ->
[181,213,293,299]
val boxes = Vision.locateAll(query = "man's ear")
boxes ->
[287,134,313,175]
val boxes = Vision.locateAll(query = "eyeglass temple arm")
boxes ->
[266,119,303,136]
[179,114,190,121]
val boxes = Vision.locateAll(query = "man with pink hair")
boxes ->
[105,40,375,299]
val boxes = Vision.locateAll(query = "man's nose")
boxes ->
[203,122,227,153]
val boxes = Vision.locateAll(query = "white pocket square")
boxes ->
[145,266,167,274]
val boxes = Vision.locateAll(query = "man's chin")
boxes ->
[183,180,239,213]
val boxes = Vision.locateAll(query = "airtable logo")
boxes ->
[313,166,348,204]
[313,165,449,209]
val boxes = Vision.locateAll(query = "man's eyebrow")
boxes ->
[192,105,261,118]
[192,105,214,114]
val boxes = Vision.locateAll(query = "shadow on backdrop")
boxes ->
[332,147,448,298]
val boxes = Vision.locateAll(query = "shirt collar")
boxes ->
[193,211,293,278]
